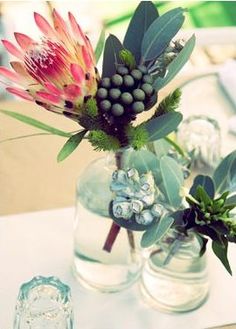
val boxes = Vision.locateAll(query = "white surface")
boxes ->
[0,207,236,329]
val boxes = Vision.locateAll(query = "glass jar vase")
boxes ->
[140,230,209,312]
[72,148,143,293]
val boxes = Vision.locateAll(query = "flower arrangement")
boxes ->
[0,2,235,275]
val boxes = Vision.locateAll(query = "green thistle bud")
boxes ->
[141,83,153,96]
[109,88,121,100]
[117,65,129,76]
[133,89,145,101]
[137,65,148,74]
[132,101,145,113]
[119,49,136,70]
[142,74,153,84]
[100,77,111,89]
[100,100,111,112]
[123,75,135,88]
[111,74,123,87]
[111,103,124,116]
[97,87,108,99]
[131,69,142,81]
[121,92,133,105]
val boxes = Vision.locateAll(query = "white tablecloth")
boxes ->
[0,207,236,329]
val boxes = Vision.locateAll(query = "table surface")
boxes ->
[1,207,236,329]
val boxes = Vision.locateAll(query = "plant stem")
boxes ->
[103,150,136,253]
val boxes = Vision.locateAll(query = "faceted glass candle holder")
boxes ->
[13,276,73,329]
[177,115,221,169]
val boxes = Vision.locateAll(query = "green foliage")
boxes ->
[154,89,182,117]
[160,156,184,207]
[88,130,120,151]
[84,98,98,117]
[212,239,232,275]
[102,35,123,78]
[119,49,136,70]
[153,34,196,90]
[190,175,215,199]
[141,215,174,248]
[0,109,72,137]
[213,150,236,194]
[143,111,183,142]
[57,130,87,162]
[123,1,158,63]
[141,8,185,62]
[126,125,149,150]
[95,28,105,63]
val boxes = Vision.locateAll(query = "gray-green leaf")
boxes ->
[212,240,232,275]
[213,150,236,194]
[123,1,158,63]
[190,175,215,199]
[57,130,87,162]
[124,149,159,174]
[160,155,184,207]
[141,215,174,248]
[95,28,105,63]
[0,109,72,137]
[141,7,185,62]
[153,34,196,90]
[144,112,183,142]
[102,34,123,78]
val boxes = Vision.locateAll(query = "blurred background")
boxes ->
[0,1,236,215]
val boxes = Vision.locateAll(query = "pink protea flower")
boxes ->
[0,10,98,120]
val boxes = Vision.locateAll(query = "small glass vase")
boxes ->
[140,230,209,313]
[73,148,143,293]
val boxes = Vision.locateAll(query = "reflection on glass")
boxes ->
[177,115,221,169]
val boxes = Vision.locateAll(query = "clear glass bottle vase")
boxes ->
[73,148,143,293]
[140,230,209,312]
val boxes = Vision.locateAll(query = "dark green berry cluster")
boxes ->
[96,64,156,126]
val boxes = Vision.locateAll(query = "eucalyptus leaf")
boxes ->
[141,7,185,62]
[57,130,87,162]
[190,175,215,199]
[141,215,174,248]
[0,109,72,137]
[102,34,123,78]
[212,240,232,275]
[213,150,236,194]
[152,139,171,158]
[95,28,105,63]
[225,194,236,206]
[124,149,160,174]
[153,34,196,90]
[160,155,184,207]
[123,1,158,63]
[144,112,182,143]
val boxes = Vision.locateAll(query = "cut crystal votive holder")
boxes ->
[13,276,74,329]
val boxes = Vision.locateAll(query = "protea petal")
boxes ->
[34,12,56,39]
[52,9,71,43]
[44,82,62,96]
[36,91,61,104]
[0,66,22,84]
[70,63,85,83]
[6,87,33,101]
[82,46,92,68]
[2,40,24,60]
[14,32,35,50]
[10,61,34,81]
[63,84,81,100]
[68,12,85,45]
